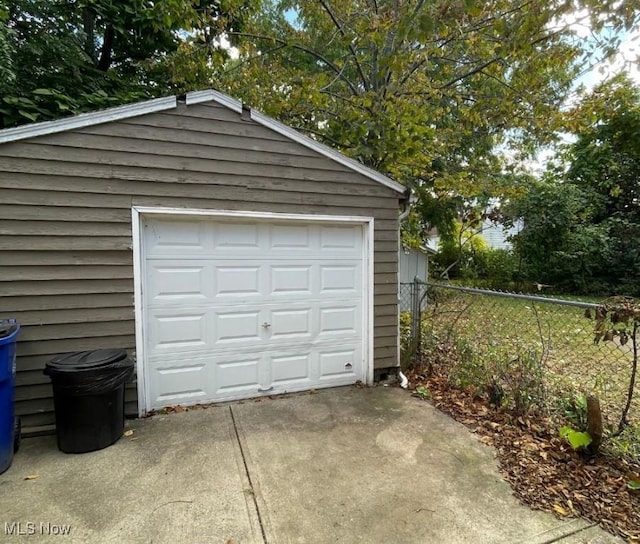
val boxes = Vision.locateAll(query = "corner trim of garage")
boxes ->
[131,206,375,416]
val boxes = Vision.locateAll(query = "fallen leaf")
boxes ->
[24,474,39,481]
[123,430,134,437]
[553,504,569,516]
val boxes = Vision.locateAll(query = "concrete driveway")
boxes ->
[0,387,621,544]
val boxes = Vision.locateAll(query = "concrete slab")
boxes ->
[0,386,623,544]
[0,406,261,544]
[232,387,621,544]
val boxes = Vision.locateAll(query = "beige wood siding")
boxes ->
[0,101,400,429]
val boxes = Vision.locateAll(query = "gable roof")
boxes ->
[0,90,406,195]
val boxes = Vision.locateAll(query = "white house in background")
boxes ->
[425,220,523,252]
[478,219,523,250]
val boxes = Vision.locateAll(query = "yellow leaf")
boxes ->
[24,474,39,481]
[123,430,134,437]
[553,504,568,516]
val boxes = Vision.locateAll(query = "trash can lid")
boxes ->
[47,349,128,372]
[0,320,19,341]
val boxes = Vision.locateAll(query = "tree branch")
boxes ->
[97,24,115,71]
[318,0,369,92]
[228,31,360,96]
[440,57,502,88]
[82,7,96,63]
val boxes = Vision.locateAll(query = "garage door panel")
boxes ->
[270,224,311,250]
[320,264,361,294]
[215,265,261,296]
[319,347,361,380]
[319,306,358,335]
[320,225,361,250]
[215,310,261,344]
[150,359,210,407]
[270,265,312,295]
[271,353,312,386]
[214,222,260,249]
[270,308,312,339]
[151,313,208,350]
[147,264,209,301]
[144,219,209,256]
[215,356,262,394]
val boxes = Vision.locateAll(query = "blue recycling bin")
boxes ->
[0,320,20,474]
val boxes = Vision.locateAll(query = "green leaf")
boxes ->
[17,110,39,121]
[415,385,430,399]
[559,426,592,450]
[32,88,56,96]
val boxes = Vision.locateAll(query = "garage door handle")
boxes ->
[258,386,273,392]
[262,322,271,328]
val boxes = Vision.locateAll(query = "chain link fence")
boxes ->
[401,279,639,448]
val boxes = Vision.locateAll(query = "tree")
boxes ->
[0,0,256,127]
[508,75,640,295]
[566,74,640,224]
[221,0,638,240]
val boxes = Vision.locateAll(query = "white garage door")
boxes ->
[140,214,367,410]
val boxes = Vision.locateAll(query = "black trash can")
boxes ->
[44,349,133,454]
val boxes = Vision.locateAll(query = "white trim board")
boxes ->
[0,89,405,195]
[0,97,177,144]
[131,206,375,415]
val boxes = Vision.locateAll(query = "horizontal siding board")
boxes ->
[8,307,134,326]
[79,123,320,158]
[0,220,131,237]
[1,187,133,208]
[17,335,135,357]
[373,241,398,253]
[374,304,397,317]
[17,354,73,372]
[374,272,398,285]
[1,293,134,312]
[16,399,53,419]
[375,338,397,351]
[0,265,133,281]
[374,357,398,369]
[0,236,131,251]
[16,369,49,387]
[0,205,130,223]
[374,346,397,361]
[2,279,133,296]
[374,252,398,264]
[20,321,135,342]
[15,383,52,402]
[0,251,131,266]
[375,315,398,327]
[375,283,397,295]
[374,230,400,242]
[373,326,397,338]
